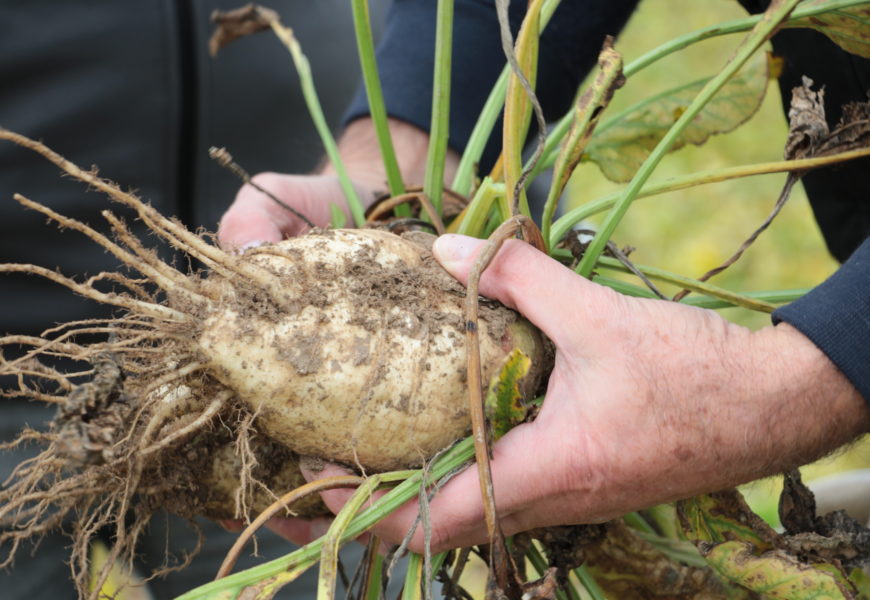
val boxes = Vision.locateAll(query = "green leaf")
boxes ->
[541,41,624,250]
[583,520,753,599]
[680,491,862,598]
[484,348,531,440]
[700,540,856,599]
[784,1,870,58]
[585,51,771,183]
[849,567,870,599]
[501,0,546,218]
[679,490,778,551]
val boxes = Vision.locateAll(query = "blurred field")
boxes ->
[565,0,869,524]
[566,0,839,331]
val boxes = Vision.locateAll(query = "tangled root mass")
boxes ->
[0,132,326,597]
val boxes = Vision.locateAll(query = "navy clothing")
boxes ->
[774,239,870,401]
[738,2,870,402]
[344,0,640,173]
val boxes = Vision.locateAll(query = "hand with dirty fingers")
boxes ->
[268,233,869,553]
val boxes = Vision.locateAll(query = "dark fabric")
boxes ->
[0,2,384,598]
[343,0,640,175]
[767,27,870,262]
[773,239,870,401]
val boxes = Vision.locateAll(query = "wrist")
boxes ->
[749,321,869,468]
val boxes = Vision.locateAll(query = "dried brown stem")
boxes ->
[215,475,366,580]
[209,146,316,229]
[464,215,544,596]
[673,175,799,302]
[366,192,447,234]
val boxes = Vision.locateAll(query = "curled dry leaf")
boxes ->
[209,4,277,57]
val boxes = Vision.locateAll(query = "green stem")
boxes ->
[318,471,416,600]
[593,255,777,313]
[362,549,384,600]
[528,0,869,181]
[590,275,808,309]
[575,0,803,278]
[350,0,406,201]
[452,70,509,196]
[548,146,870,248]
[451,0,562,197]
[681,288,807,309]
[423,0,454,216]
[455,177,504,237]
[401,553,424,600]
[625,0,868,78]
[267,21,366,226]
[176,439,475,600]
[574,565,608,600]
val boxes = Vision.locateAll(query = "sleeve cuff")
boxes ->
[773,237,870,402]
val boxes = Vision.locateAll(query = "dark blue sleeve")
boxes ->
[773,238,870,402]
[344,0,639,173]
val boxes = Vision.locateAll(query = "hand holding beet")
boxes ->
[296,233,870,553]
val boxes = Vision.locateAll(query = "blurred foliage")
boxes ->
[566,0,839,332]
[564,0,870,524]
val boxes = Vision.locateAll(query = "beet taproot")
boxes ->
[0,131,548,596]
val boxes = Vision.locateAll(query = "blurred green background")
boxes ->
[563,0,869,526]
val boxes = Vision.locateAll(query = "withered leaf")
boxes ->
[785,76,829,160]
[585,51,772,183]
[698,540,857,599]
[785,1,870,59]
[583,520,755,599]
[209,4,279,57]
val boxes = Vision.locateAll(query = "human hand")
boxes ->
[298,233,868,553]
[217,117,459,250]
[217,172,375,250]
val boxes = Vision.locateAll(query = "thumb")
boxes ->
[432,234,606,348]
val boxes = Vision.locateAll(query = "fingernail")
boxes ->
[234,240,269,255]
[433,234,484,269]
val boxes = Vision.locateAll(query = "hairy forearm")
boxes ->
[748,322,870,472]
[642,317,870,508]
